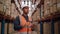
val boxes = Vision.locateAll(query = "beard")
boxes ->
[23,11,29,15]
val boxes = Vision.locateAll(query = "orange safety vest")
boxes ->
[18,15,32,32]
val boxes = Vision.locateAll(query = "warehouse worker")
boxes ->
[14,6,32,34]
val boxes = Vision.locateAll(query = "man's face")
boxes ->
[23,7,29,14]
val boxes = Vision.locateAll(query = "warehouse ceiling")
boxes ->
[13,0,41,16]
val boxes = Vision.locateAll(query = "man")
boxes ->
[14,6,32,34]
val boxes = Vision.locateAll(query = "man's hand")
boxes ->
[26,22,32,27]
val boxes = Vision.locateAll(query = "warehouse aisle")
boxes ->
[0,0,60,34]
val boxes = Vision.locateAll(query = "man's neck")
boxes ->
[23,13,28,16]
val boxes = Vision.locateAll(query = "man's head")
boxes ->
[22,6,29,14]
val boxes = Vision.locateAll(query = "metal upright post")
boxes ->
[40,5,43,34]
[1,19,5,34]
[1,0,6,34]
[40,22,43,34]
[51,19,54,34]
[58,22,60,34]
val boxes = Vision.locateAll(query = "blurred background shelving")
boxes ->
[0,0,60,34]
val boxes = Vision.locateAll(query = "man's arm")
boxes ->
[13,16,22,30]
